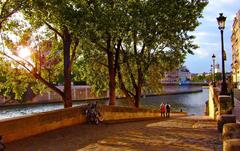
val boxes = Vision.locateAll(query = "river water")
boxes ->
[0,88,209,120]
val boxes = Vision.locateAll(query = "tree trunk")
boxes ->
[117,58,135,107]
[63,27,72,108]
[134,86,141,108]
[134,64,143,108]
[107,50,116,106]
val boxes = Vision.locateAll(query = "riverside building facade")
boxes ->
[232,10,240,86]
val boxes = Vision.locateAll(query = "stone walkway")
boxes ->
[6,116,222,151]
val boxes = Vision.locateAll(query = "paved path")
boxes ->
[6,116,222,151]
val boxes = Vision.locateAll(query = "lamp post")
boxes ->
[212,54,216,87]
[217,13,227,95]
[210,65,213,83]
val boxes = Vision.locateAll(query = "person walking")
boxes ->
[160,102,166,117]
[166,103,171,118]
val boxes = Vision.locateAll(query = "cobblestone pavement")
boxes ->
[6,116,222,151]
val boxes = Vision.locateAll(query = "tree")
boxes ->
[0,0,208,108]
[0,0,41,103]
[115,0,208,107]
[24,0,84,107]
[77,0,207,108]
[0,30,61,103]
[0,0,87,107]
[77,0,129,106]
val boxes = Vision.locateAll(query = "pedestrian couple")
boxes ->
[160,102,171,118]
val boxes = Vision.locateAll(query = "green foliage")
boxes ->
[215,72,222,81]
[0,10,63,101]
[76,0,208,98]
[121,0,207,94]
[192,72,221,83]
[191,73,206,82]
[0,0,208,105]
[0,57,45,101]
[74,41,109,95]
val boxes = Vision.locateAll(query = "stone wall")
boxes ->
[0,105,186,143]
[222,123,240,150]
[208,85,232,119]
[208,85,218,119]
[208,85,214,118]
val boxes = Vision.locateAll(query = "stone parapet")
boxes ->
[208,85,234,119]
[0,105,186,143]
[217,114,236,132]
[223,123,240,151]
[223,123,240,141]
[223,139,240,151]
[218,95,233,114]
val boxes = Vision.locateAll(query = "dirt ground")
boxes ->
[6,115,222,151]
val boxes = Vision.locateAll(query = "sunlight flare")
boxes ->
[17,46,31,59]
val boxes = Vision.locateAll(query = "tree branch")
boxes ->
[117,66,135,97]
[0,0,10,17]
[95,60,108,67]
[32,71,64,98]
[0,0,24,28]
[91,41,108,53]
[0,51,64,98]
[0,51,32,72]
[70,38,79,68]
[45,22,63,39]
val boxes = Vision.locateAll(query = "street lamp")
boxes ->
[210,65,213,83]
[212,54,216,87]
[217,13,227,95]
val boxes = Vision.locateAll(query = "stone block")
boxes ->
[217,114,236,133]
[223,139,240,151]
[205,100,209,116]
[218,95,233,115]
[223,123,240,141]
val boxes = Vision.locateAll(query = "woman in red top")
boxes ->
[160,102,166,117]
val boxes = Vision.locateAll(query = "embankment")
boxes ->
[0,105,186,143]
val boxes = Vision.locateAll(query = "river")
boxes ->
[0,88,209,120]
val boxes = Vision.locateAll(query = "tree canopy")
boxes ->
[77,0,208,107]
[0,0,208,107]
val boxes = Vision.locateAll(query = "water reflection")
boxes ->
[141,88,209,115]
[102,88,209,115]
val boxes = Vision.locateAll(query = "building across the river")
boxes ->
[161,66,191,84]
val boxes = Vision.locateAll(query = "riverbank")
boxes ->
[0,86,204,107]
[147,88,203,97]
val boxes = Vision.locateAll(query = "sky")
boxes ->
[184,0,240,73]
